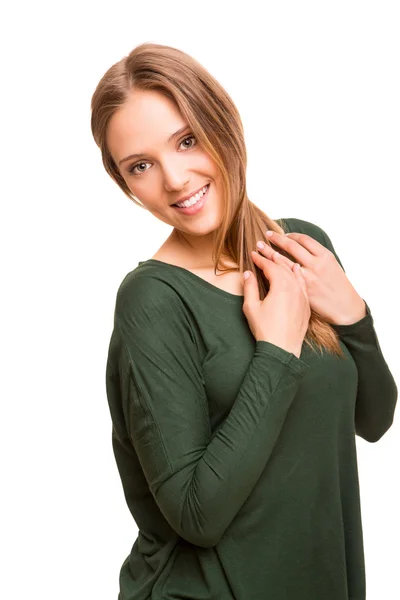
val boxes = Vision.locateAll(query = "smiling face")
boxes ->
[106,89,225,246]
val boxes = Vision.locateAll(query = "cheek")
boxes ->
[124,177,147,201]
[147,209,173,225]
[195,150,218,173]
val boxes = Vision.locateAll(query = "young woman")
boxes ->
[90,42,397,600]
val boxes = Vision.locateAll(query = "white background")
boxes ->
[1,1,399,598]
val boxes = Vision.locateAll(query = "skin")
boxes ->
[106,88,366,323]
[106,89,226,268]
[252,231,367,324]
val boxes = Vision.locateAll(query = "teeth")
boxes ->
[175,185,208,208]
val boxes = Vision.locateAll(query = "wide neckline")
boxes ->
[137,219,290,303]
[137,259,245,302]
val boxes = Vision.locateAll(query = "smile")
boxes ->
[171,184,210,216]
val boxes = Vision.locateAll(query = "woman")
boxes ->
[91,42,397,600]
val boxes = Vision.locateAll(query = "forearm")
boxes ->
[154,341,309,547]
[331,301,398,442]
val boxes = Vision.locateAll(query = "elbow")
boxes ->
[358,429,387,444]
[356,414,396,443]
[157,478,224,548]
[175,479,230,548]
[176,497,224,548]
[356,387,398,443]
[180,529,221,549]
[177,512,223,548]
[161,509,221,548]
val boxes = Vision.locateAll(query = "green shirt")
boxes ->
[105,217,397,600]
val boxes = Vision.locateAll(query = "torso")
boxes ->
[151,245,244,296]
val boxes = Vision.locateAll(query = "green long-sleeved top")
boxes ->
[105,217,397,600]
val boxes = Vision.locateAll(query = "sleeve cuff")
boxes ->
[255,340,310,375]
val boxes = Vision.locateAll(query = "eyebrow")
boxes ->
[118,125,190,166]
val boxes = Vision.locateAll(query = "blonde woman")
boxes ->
[91,43,397,600]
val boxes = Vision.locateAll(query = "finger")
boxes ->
[242,268,261,305]
[250,250,278,279]
[280,231,330,258]
[293,263,308,297]
[256,241,294,270]
[251,249,297,291]
[266,231,317,267]
[284,232,323,256]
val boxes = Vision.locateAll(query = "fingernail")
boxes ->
[266,230,273,237]
[256,241,264,249]
[243,271,250,280]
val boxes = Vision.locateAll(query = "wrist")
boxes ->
[334,298,367,325]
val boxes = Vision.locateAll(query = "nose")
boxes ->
[162,161,190,193]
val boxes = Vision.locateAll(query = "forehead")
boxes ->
[106,90,184,161]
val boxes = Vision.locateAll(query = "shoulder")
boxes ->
[113,266,199,353]
[279,216,330,244]
[113,265,192,338]
[115,267,183,315]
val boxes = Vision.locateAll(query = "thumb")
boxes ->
[243,270,260,304]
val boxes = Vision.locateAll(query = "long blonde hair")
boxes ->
[90,42,344,358]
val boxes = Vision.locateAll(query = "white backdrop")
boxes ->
[1,1,399,598]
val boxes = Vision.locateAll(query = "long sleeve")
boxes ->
[109,274,309,548]
[319,227,398,443]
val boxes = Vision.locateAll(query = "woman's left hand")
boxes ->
[253,231,367,325]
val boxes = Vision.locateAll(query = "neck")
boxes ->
[169,229,238,271]
[170,229,216,268]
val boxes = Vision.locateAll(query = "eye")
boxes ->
[128,161,150,176]
[128,135,198,176]
[179,134,197,150]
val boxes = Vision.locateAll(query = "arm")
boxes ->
[320,226,398,443]
[110,274,309,548]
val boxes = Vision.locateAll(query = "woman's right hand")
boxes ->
[242,251,311,358]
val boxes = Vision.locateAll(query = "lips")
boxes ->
[172,184,208,207]
[171,183,210,215]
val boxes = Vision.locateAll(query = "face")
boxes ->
[106,89,224,247]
